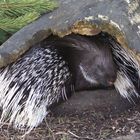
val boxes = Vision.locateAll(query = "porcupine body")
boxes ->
[51,34,117,90]
[0,34,117,133]
[98,32,140,103]
[0,44,73,133]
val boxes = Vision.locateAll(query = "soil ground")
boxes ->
[0,89,140,140]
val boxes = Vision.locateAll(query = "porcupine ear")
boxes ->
[102,32,140,103]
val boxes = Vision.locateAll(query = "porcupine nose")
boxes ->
[108,80,114,86]
[107,76,116,86]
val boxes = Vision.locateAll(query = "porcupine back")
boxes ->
[100,32,140,103]
[0,44,73,133]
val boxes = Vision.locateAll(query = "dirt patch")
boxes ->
[0,90,140,140]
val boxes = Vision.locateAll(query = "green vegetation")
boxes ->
[0,0,58,44]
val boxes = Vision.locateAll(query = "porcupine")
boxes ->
[50,33,117,90]
[101,32,140,103]
[0,34,117,134]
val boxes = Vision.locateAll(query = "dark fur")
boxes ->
[47,34,117,91]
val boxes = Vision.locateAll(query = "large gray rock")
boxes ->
[0,0,139,68]
[54,89,133,115]
[110,133,140,140]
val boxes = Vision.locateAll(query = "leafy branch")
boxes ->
[0,0,58,44]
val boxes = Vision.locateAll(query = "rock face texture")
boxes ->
[0,0,139,67]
